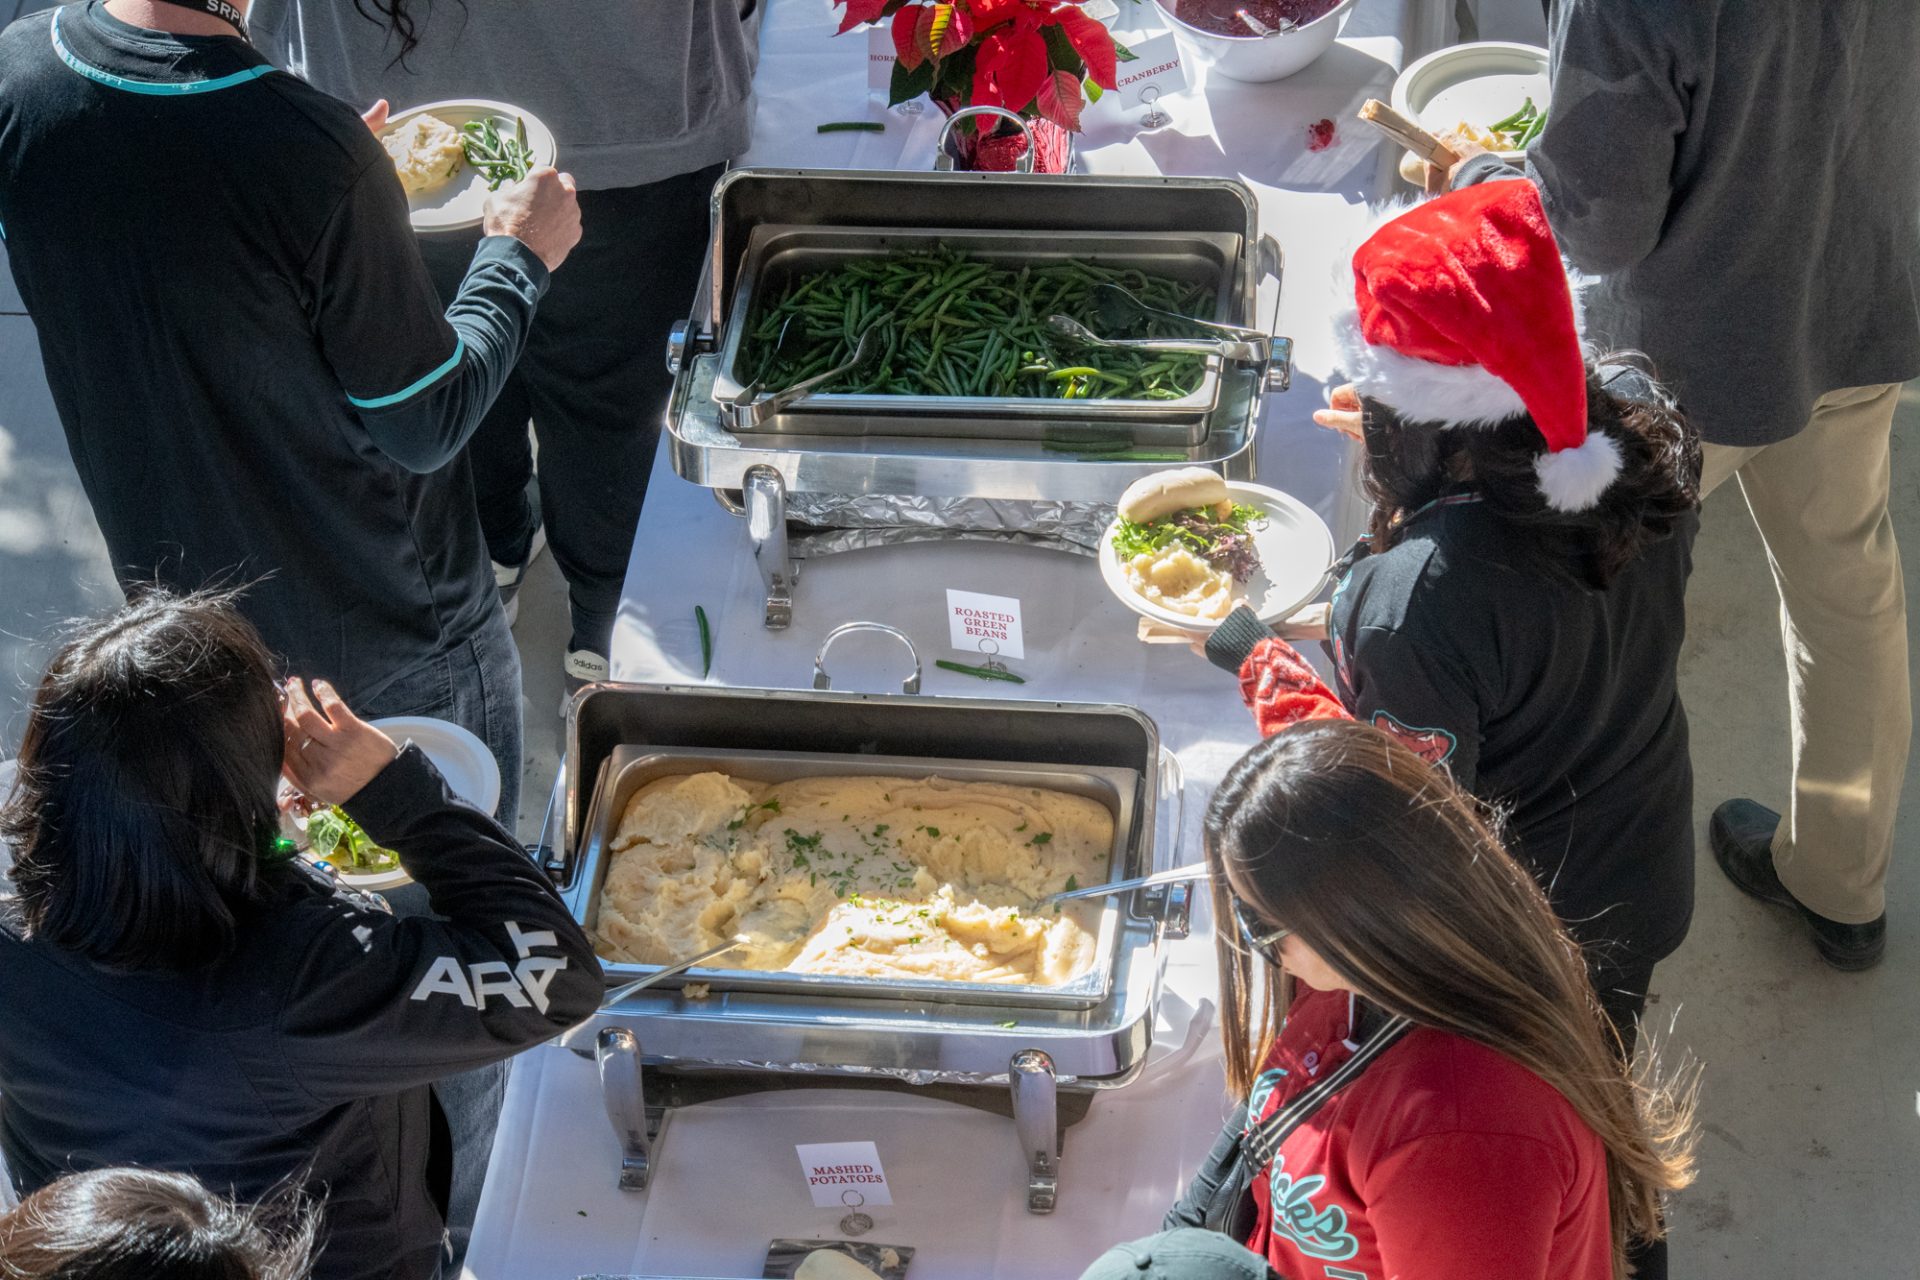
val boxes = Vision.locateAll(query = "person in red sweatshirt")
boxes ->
[1155,720,1696,1280]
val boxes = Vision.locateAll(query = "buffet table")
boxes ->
[464,1,1440,1276]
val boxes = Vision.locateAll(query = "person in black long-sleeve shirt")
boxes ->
[0,0,583,829]
[0,590,603,1280]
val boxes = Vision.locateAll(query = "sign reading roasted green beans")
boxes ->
[742,248,1216,401]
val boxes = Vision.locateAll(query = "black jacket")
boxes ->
[0,747,603,1280]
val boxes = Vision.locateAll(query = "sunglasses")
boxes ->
[1230,894,1291,959]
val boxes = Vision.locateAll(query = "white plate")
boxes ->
[1390,42,1549,178]
[380,99,559,234]
[302,716,502,890]
[1098,482,1336,634]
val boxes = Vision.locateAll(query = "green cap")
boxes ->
[1076,1230,1278,1280]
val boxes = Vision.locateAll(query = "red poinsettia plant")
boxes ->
[834,0,1132,134]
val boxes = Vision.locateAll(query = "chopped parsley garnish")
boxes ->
[1014,822,1028,833]
[1064,874,1079,891]
[1031,832,1053,846]
[907,935,923,945]
[994,1019,1017,1029]
[917,825,941,838]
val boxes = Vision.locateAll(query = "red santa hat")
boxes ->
[1330,180,1619,513]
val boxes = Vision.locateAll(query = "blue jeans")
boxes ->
[365,608,523,1274]
[360,607,522,830]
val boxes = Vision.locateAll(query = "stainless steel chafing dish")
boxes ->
[663,168,1293,628]
[555,628,1190,1212]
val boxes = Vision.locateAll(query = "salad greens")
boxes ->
[1113,501,1267,582]
[306,806,401,874]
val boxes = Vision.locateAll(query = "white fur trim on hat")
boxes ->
[1330,304,1529,427]
[1533,429,1623,512]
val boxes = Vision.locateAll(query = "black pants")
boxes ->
[416,164,723,656]
[1592,958,1668,1280]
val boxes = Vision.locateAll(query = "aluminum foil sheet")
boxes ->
[784,493,1116,557]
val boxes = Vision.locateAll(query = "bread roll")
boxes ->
[1118,467,1231,524]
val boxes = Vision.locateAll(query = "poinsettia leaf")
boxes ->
[835,0,893,34]
[881,0,915,13]
[972,26,1050,113]
[914,2,973,60]
[933,44,979,101]
[1035,68,1084,131]
[889,53,936,104]
[964,0,1024,31]
[1084,75,1103,104]
[891,5,925,69]
[1039,24,1085,77]
[1053,5,1119,88]
[1114,39,1138,62]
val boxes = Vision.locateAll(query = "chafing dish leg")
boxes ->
[743,464,797,630]
[1010,1049,1060,1215]
[596,1027,652,1192]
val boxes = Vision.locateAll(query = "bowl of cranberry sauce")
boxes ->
[1154,0,1358,83]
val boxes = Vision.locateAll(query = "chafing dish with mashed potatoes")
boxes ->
[575,747,1137,1008]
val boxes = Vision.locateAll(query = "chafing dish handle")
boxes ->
[595,1027,652,1192]
[744,464,797,630]
[1133,748,1192,941]
[1010,1049,1060,1214]
[935,106,1036,174]
[812,622,922,695]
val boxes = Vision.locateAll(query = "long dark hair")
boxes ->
[351,0,463,66]
[1205,721,1697,1279]
[0,1168,315,1280]
[1361,357,1701,587]
[0,588,289,971]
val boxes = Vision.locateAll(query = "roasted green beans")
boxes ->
[460,116,534,191]
[741,248,1217,401]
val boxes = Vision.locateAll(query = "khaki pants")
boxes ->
[1699,383,1912,923]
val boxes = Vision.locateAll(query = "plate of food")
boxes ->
[1098,468,1335,633]
[284,715,501,890]
[1389,42,1549,183]
[378,98,557,233]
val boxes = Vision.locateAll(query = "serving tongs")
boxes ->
[721,326,880,428]
[1049,282,1274,363]
[1036,861,1211,907]
[556,935,749,1048]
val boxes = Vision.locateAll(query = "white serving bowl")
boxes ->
[1153,0,1360,84]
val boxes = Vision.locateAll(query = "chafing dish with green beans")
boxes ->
[742,247,1216,403]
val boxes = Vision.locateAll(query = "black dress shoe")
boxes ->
[1710,799,1886,972]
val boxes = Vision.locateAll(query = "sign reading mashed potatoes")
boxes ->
[593,772,1113,987]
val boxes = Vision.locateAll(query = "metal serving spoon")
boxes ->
[1234,8,1298,36]
[555,934,751,1049]
[1036,862,1212,907]
[726,326,880,428]
[1092,282,1272,346]
[1046,314,1267,364]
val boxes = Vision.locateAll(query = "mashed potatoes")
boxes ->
[1126,544,1235,619]
[382,114,466,194]
[593,772,1113,987]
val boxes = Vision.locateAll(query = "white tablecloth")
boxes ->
[464,2,1436,1276]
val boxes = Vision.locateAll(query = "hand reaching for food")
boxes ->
[360,99,389,135]
[281,677,398,807]
[1312,383,1363,440]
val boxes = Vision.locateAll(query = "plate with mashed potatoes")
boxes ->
[378,99,557,233]
[1099,468,1334,633]
[580,749,1138,1005]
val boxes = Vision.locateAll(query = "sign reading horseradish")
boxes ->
[946,589,1026,660]
[795,1141,894,1208]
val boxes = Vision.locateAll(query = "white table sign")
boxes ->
[946,589,1026,660]
[867,23,894,99]
[1106,31,1188,120]
[796,1140,894,1208]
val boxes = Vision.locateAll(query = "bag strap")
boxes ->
[1244,1014,1415,1171]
